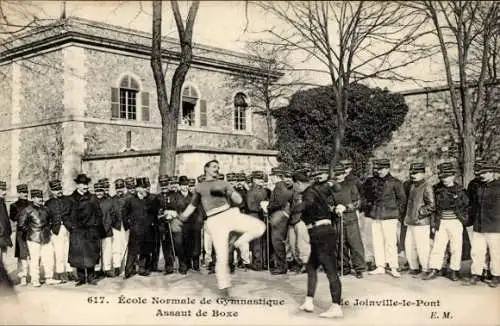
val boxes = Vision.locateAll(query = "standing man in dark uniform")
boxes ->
[46,180,73,282]
[0,181,12,264]
[10,184,31,285]
[67,174,105,286]
[293,171,343,318]
[95,182,115,277]
[267,168,294,275]
[246,171,270,271]
[157,175,178,275]
[123,178,161,278]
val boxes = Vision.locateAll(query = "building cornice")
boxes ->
[82,146,279,161]
[398,79,500,96]
[0,17,283,80]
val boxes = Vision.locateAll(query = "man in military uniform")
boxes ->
[465,162,500,288]
[331,164,365,278]
[0,181,12,263]
[125,177,136,196]
[402,163,435,277]
[46,180,73,282]
[246,171,270,271]
[10,184,31,285]
[186,178,203,272]
[157,175,178,274]
[95,181,115,278]
[424,162,468,281]
[110,178,129,277]
[366,159,406,278]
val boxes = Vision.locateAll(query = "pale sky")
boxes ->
[18,1,447,91]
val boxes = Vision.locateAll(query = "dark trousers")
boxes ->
[270,213,289,271]
[125,229,153,276]
[76,267,95,282]
[182,223,202,269]
[161,231,183,272]
[340,220,366,272]
[249,213,268,269]
[399,223,407,253]
[307,224,342,304]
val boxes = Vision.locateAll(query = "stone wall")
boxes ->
[81,151,279,194]
[373,90,456,183]
[0,132,11,185]
[0,64,12,128]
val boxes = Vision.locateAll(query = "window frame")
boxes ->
[232,91,251,133]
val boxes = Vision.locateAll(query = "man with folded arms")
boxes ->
[18,189,61,287]
[293,171,343,318]
[10,184,31,285]
[177,160,265,297]
[424,162,468,281]
[46,180,73,282]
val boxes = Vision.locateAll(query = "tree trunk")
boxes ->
[266,102,273,148]
[159,111,178,175]
[462,118,475,186]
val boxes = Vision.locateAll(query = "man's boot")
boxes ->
[114,268,121,277]
[105,270,115,278]
[59,272,69,283]
[422,269,439,280]
[488,276,498,288]
[449,270,460,281]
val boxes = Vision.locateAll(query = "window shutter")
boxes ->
[111,87,119,118]
[141,92,150,121]
[200,99,207,127]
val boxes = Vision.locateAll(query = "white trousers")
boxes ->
[359,212,374,262]
[17,258,29,278]
[27,241,55,283]
[404,225,430,271]
[51,226,72,274]
[371,219,399,269]
[428,219,463,271]
[203,227,213,263]
[471,232,500,276]
[101,228,129,271]
[287,221,311,264]
[205,207,265,289]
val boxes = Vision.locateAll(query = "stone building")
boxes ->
[0,17,280,197]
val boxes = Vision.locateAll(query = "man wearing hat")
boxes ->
[330,164,365,278]
[18,189,62,287]
[123,177,161,278]
[291,171,344,318]
[465,162,500,287]
[366,159,406,278]
[109,178,129,277]
[424,162,468,281]
[0,181,12,263]
[95,182,115,278]
[10,183,31,285]
[177,159,266,297]
[265,168,295,274]
[245,171,270,271]
[125,177,136,195]
[67,174,105,286]
[46,180,74,282]
[157,174,178,275]
[402,163,435,277]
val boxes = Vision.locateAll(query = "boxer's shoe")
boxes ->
[31,281,41,288]
[388,268,401,278]
[299,297,314,313]
[219,287,231,298]
[368,267,385,275]
[45,278,62,285]
[319,303,343,318]
[422,269,438,280]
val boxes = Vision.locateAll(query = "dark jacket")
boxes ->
[345,173,364,211]
[294,183,333,225]
[466,178,483,227]
[124,193,160,254]
[175,191,203,226]
[469,179,500,233]
[98,195,114,238]
[432,182,469,230]
[368,174,406,220]
[268,181,294,215]
[403,179,435,226]
[111,192,129,231]
[0,198,12,249]
[332,180,361,223]
[67,190,105,268]
[234,186,248,212]
[10,198,31,259]
[17,204,52,244]
[45,196,72,235]
[246,185,269,214]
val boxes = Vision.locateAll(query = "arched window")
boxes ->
[181,85,199,126]
[234,92,248,131]
[118,75,139,120]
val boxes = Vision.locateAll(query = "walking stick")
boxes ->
[340,212,344,277]
[167,221,178,271]
[120,245,128,276]
[266,213,270,272]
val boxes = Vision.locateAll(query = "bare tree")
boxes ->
[423,0,499,185]
[229,41,305,148]
[151,0,199,175]
[248,2,434,175]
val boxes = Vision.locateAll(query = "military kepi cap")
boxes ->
[226,173,237,182]
[437,162,456,178]
[409,162,425,174]
[114,178,125,189]
[158,174,169,187]
[30,189,43,198]
[373,159,390,168]
[16,184,28,193]
[97,178,110,189]
[125,177,136,189]
[188,178,196,187]
[49,180,62,191]
[333,164,346,176]
[476,162,498,174]
[0,181,6,191]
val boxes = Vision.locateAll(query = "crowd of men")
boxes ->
[0,157,498,317]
